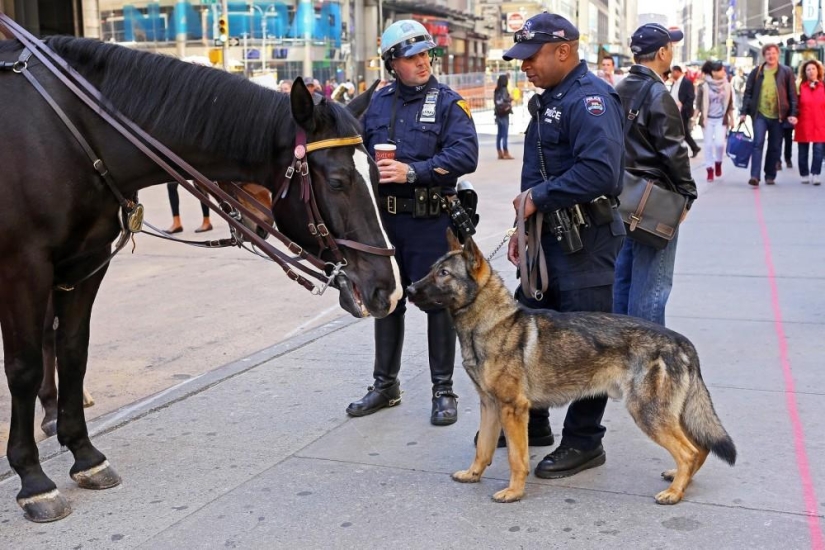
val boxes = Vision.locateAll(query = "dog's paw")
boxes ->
[452,469,481,483]
[492,487,524,503]
[661,469,676,482]
[654,488,684,505]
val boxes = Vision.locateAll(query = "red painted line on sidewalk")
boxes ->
[754,189,824,550]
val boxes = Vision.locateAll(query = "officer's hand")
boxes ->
[788,116,798,126]
[506,232,519,266]
[376,159,408,184]
[512,189,537,219]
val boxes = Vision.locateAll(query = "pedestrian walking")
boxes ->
[670,65,701,158]
[794,59,825,185]
[347,19,478,426]
[164,182,212,234]
[731,67,746,112]
[740,43,798,186]
[502,12,626,477]
[695,60,734,181]
[494,73,514,160]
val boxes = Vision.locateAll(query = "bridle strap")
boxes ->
[306,136,363,152]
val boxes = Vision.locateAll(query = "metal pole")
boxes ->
[222,0,229,71]
[301,0,312,77]
[378,0,385,81]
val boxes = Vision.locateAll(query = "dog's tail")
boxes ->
[681,360,737,466]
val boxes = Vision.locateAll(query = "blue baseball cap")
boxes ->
[630,23,684,56]
[502,13,579,61]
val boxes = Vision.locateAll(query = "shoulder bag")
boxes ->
[618,80,688,250]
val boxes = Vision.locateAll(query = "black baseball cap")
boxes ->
[502,13,579,61]
[630,23,684,56]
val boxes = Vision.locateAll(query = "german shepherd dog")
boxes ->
[406,232,736,505]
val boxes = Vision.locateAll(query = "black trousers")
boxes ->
[516,285,613,451]
[681,112,700,154]
[782,127,794,163]
[167,182,209,218]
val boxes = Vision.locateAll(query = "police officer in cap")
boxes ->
[346,20,479,425]
[503,13,625,477]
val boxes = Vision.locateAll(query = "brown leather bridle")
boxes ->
[0,14,394,296]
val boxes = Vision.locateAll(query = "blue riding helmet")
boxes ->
[380,20,436,72]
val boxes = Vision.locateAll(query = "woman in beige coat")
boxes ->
[695,60,734,181]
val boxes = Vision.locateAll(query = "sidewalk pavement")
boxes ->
[1,141,823,549]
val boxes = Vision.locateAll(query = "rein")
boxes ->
[0,14,392,296]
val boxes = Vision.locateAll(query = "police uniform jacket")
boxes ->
[615,65,698,206]
[363,76,478,199]
[522,60,625,291]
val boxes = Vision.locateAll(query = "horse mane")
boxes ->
[34,36,292,165]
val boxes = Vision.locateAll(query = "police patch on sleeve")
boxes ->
[456,99,473,119]
[584,95,606,116]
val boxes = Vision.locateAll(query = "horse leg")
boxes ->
[38,297,59,437]
[52,265,121,491]
[0,263,72,522]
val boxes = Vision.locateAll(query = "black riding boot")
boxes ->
[428,310,458,426]
[346,314,404,417]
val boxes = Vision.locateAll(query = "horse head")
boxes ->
[274,79,401,319]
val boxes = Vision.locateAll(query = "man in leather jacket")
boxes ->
[613,23,697,326]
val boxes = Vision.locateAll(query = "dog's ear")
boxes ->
[462,235,490,279]
[446,228,462,252]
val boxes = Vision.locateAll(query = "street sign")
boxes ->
[506,13,525,33]
[802,0,820,37]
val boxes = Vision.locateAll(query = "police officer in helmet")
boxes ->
[503,13,625,477]
[346,19,479,425]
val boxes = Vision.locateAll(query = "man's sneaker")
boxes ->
[786,159,794,169]
[534,444,606,479]
[814,175,821,186]
[715,161,722,177]
[802,176,810,184]
[777,160,783,170]
[748,178,759,186]
[766,179,776,185]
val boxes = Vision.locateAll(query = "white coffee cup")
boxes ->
[374,143,396,161]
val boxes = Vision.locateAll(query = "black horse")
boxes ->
[0,36,401,522]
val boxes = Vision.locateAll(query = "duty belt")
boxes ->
[544,195,617,230]
[381,187,448,218]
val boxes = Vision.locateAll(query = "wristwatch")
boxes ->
[406,166,417,184]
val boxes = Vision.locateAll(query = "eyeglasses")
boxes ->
[513,28,571,43]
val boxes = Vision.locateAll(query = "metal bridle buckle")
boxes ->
[12,60,27,73]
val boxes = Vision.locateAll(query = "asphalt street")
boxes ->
[1,119,824,549]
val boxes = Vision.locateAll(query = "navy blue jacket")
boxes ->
[523,61,624,212]
[363,76,478,197]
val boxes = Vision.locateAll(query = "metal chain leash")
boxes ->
[486,228,516,261]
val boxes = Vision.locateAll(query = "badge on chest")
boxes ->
[543,106,562,124]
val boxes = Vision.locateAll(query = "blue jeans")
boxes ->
[495,117,508,151]
[751,114,784,181]
[613,231,679,326]
[798,142,825,176]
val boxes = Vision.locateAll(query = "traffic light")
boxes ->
[217,16,228,43]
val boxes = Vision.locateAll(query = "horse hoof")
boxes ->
[18,489,72,522]
[40,419,57,437]
[71,460,121,490]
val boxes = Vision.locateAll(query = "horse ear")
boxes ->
[446,228,462,252]
[347,80,381,119]
[290,77,315,132]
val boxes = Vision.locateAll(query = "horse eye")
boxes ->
[327,178,344,190]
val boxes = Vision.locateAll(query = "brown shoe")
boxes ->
[497,149,503,159]
[194,224,213,233]
[502,150,515,159]
[748,178,759,186]
[766,179,776,185]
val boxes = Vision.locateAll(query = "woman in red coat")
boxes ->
[794,60,825,185]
